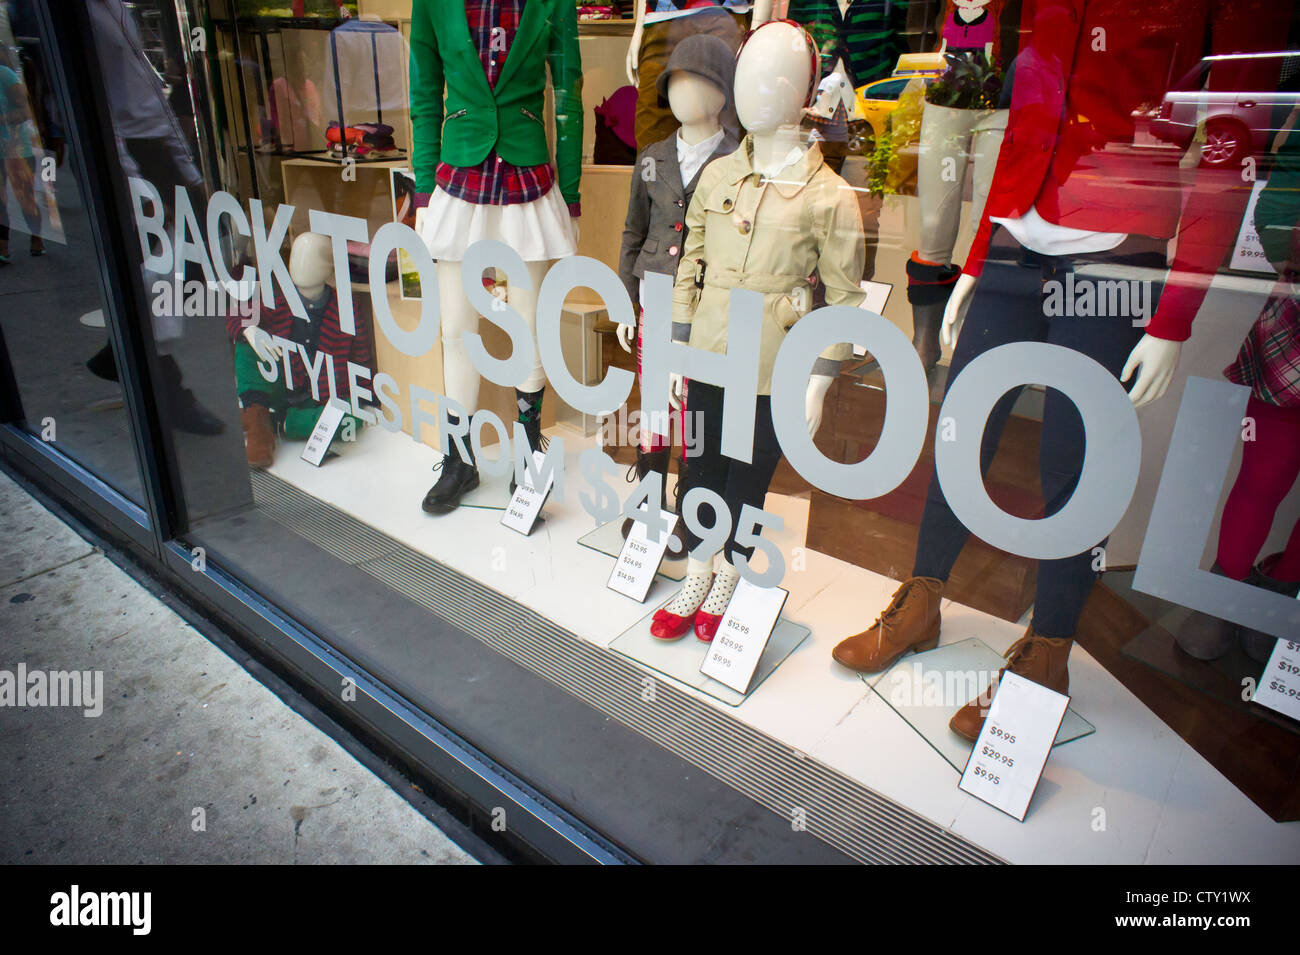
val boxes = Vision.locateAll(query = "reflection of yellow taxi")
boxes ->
[853,53,945,153]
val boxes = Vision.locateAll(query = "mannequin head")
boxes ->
[289,232,333,297]
[668,72,727,130]
[733,21,817,134]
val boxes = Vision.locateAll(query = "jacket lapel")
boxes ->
[495,0,546,93]
[446,0,493,100]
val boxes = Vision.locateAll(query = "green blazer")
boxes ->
[409,0,583,207]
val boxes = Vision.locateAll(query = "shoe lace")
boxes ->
[1002,633,1041,674]
[872,580,920,634]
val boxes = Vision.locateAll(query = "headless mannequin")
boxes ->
[659,22,838,631]
[941,273,1181,408]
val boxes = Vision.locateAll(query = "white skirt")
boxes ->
[419,183,576,262]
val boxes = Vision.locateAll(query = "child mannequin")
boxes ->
[617,34,739,538]
[652,20,866,642]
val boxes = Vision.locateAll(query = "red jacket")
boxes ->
[965,0,1289,341]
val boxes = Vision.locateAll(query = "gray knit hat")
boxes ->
[655,33,737,109]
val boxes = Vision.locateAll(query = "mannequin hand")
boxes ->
[617,323,635,353]
[940,273,977,349]
[1121,334,1182,408]
[669,372,685,411]
[244,325,282,361]
[805,374,834,438]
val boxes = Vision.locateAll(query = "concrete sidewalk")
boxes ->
[0,470,479,864]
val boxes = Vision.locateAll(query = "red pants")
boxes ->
[636,309,686,454]
[1217,395,1300,581]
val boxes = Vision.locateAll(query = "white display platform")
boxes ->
[865,637,1095,774]
[610,595,810,706]
[261,422,1300,864]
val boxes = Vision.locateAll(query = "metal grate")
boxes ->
[250,470,1002,864]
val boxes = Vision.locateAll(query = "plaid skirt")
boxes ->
[1225,280,1300,408]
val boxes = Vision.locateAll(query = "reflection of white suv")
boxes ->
[1149,51,1300,167]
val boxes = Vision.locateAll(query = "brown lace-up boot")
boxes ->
[832,576,944,673]
[949,627,1072,741]
[241,405,276,469]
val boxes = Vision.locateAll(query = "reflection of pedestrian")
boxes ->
[85,0,223,435]
[0,44,43,262]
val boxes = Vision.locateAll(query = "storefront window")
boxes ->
[28,0,1300,861]
[0,3,150,504]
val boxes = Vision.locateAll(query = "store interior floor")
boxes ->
[247,416,1300,864]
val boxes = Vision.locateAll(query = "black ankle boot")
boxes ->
[422,437,479,514]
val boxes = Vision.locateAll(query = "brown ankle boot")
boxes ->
[832,576,944,673]
[241,405,276,469]
[949,627,1072,741]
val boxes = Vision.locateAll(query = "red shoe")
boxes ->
[651,607,697,641]
[695,612,723,642]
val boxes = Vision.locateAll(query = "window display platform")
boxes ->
[252,422,1300,863]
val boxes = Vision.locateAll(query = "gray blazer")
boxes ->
[618,130,740,310]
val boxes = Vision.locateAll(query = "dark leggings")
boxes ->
[912,229,1165,638]
[680,382,784,564]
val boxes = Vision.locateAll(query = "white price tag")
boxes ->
[500,449,554,536]
[699,578,788,695]
[607,508,677,602]
[1254,639,1300,722]
[958,671,1070,822]
[300,401,347,467]
[853,281,893,357]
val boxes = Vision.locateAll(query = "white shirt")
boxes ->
[991,205,1128,257]
[678,127,725,186]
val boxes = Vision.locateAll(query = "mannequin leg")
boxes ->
[1217,396,1300,580]
[422,259,484,513]
[1032,307,1148,637]
[438,259,484,414]
[911,104,988,373]
[505,260,552,497]
[911,259,1045,581]
[917,103,985,266]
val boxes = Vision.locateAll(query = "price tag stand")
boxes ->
[698,578,789,695]
[607,508,678,602]
[300,401,348,467]
[958,672,1070,822]
[1255,639,1300,723]
[500,450,554,536]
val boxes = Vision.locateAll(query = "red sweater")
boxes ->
[964,0,1289,341]
[228,288,375,404]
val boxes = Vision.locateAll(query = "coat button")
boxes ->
[674,222,683,232]
[722,198,733,210]
[669,244,679,256]
[676,199,684,207]
[739,220,751,234]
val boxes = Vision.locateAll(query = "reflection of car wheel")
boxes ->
[1201,118,1250,168]
[848,121,876,157]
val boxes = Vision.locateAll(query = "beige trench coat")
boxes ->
[672,137,867,394]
